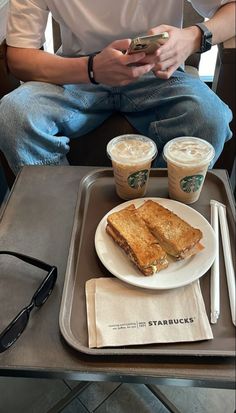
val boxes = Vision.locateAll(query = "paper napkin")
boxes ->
[85,277,213,348]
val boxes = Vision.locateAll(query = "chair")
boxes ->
[0,2,235,190]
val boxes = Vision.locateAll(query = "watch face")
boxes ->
[204,33,212,52]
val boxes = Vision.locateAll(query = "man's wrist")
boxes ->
[185,26,202,54]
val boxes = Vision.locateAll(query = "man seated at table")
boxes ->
[0,0,235,175]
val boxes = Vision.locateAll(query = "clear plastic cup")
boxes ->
[107,134,157,200]
[163,137,215,204]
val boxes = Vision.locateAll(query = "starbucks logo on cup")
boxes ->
[128,169,148,189]
[180,174,204,193]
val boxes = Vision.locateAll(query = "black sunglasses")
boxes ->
[0,251,57,353]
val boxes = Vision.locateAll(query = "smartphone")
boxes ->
[127,32,169,55]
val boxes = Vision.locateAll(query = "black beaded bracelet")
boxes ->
[87,54,99,85]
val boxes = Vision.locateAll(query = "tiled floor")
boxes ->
[0,377,235,413]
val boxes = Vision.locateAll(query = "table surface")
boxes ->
[0,166,235,388]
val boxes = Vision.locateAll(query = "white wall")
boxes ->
[44,13,54,53]
[199,46,217,82]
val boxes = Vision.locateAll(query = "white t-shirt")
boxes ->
[7,0,233,56]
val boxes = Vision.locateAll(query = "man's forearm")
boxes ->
[6,47,89,84]
[204,2,235,45]
[7,40,156,87]
[186,2,235,56]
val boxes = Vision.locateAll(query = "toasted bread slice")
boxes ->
[106,204,168,275]
[137,200,203,259]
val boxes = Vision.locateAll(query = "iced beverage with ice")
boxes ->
[163,137,215,204]
[107,134,157,200]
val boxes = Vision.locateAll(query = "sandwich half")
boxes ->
[106,204,168,275]
[137,200,204,259]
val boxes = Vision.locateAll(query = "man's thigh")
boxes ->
[1,81,113,137]
[121,70,218,130]
[121,70,232,165]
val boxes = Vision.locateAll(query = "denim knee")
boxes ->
[0,84,41,152]
[0,93,19,167]
[0,82,70,174]
[149,90,232,166]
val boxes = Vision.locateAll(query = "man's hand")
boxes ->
[137,24,201,79]
[92,39,155,86]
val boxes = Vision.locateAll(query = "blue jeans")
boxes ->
[0,70,232,174]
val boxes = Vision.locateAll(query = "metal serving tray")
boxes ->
[59,169,236,356]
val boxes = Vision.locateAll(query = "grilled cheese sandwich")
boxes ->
[137,200,204,259]
[106,204,168,275]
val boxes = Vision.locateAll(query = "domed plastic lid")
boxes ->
[107,134,157,164]
[163,137,215,167]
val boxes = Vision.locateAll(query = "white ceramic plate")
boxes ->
[95,198,216,290]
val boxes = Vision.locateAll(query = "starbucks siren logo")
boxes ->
[180,174,204,193]
[128,170,148,189]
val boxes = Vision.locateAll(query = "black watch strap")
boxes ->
[87,53,99,85]
[195,22,213,53]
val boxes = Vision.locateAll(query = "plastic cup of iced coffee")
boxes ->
[163,137,215,204]
[107,134,157,200]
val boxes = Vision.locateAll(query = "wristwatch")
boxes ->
[195,23,213,53]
